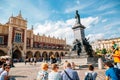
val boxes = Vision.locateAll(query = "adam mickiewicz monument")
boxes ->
[72,10,93,57]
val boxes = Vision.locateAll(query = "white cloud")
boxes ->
[34,20,74,45]
[65,6,82,13]
[100,10,116,16]
[81,17,99,28]
[34,16,99,45]
[102,19,107,23]
[64,4,81,13]
[86,33,104,42]
[110,33,119,39]
[97,3,117,11]
[104,21,120,31]
[64,1,94,13]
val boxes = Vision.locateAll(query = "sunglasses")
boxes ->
[5,66,10,69]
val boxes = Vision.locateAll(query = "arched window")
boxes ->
[0,36,4,44]
[15,33,22,42]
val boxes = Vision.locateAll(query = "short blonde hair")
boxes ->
[41,63,48,70]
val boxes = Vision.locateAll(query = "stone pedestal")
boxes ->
[72,24,86,56]
[62,57,98,65]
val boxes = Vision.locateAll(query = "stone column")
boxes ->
[31,31,34,48]
[23,28,27,58]
[7,26,13,56]
[98,58,103,69]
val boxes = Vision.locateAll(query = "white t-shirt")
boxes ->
[30,58,33,62]
[48,71,62,80]
[0,70,8,80]
[0,68,3,74]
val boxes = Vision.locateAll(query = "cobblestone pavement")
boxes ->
[9,61,106,80]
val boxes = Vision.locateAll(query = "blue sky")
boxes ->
[0,0,120,45]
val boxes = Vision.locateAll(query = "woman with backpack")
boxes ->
[48,64,62,80]
[84,65,97,80]
[104,62,120,80]
[37,63,49,80]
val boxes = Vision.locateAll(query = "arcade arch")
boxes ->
[49,52,54,57]
[42,51,48,59]
[34,51,41,60]
[26,51,33,58]
[13,49,22,59]
[60,52,64,57]
[0,50,6,56]
[54,52,59,57]
[65,52,68,54]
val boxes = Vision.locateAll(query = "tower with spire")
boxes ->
[17,10,23,19]
[31,25,34,30]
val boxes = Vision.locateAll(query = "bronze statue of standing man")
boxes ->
[75,10,81,24]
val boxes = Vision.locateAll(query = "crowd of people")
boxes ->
[111,41,120,69]
[0,41,120,80]
[24,54,62,66]
[24,57,37,66]
[36,62,80,80]
[0,60,120,80]
[103,41,120,80]
[0,58,11,80]
[36,41,120,80]
[36,61,120,80]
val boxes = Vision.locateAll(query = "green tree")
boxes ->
[96,48,101,54]
[101,48,107,54]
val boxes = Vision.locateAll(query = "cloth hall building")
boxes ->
[0,12,68,60]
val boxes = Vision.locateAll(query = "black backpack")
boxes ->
[84,73,93,80]
[113,68,120,79]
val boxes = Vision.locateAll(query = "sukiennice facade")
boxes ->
[0,11,68,60]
